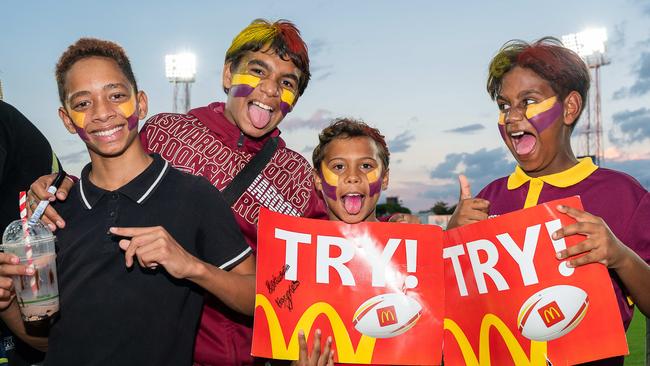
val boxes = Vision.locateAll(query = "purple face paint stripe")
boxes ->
[528,101,563,134]
[230,84,255,98]
[319,172,338,201]
[127,111,138,131]
[368,177,382,197]
[280,102,292,116]
[498,124,507,141]
[75,126,90,141]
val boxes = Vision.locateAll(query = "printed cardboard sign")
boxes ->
[252,208,444,365]
[443,196,628,365]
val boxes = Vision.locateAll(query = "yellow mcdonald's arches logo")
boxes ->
[380,310,395,323]
[444,314,548,366]
[255,294,377,362]
[543,307,560,323]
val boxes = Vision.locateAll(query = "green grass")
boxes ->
[625,307,647,366]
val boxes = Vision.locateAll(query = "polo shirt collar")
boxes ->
[507,157,599,190]
[79,154,170,209]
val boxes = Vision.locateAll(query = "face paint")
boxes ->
[230,73,296,116]
[525,96,561,133]
[230,73,260,97]
[280,88,296,115]
[497,96,561,140]
[319,162,339,201]
[117,94,139,131]
[366,168,383,196]
[67,109,90,141]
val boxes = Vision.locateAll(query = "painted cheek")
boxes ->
[320,163,339,201]
[498,112,506,141]
[366,168,383,196]
[68,109,90,141]
[525,96,562,134]
[230,74,260,98]
[118,95,139,131]
[280,89,296,116]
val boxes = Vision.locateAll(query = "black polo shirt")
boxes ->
[45,154,251,366]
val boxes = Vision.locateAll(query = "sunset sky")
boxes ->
[2,0,649,211]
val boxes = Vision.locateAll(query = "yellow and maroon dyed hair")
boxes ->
[225,19,310,96]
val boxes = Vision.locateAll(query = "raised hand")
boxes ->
[446,175,490,229]
[292,329,334,366]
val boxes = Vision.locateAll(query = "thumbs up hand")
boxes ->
[446,175,490,229]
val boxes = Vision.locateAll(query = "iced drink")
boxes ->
[2,220,59,336]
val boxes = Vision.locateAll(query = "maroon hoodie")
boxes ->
[140,102,327,365]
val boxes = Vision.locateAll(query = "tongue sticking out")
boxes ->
[514,134,537,155]
[248,104,272,129]
[343,195,363,215]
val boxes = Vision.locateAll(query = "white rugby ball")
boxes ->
[352,293,422,338]
[517,285,589,342]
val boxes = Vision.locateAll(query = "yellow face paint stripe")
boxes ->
[232,73,261,87]
[118,94,136,117]
[525,96,557,119]
[281,88,296,106]
[68,109,86,128]
[321,162,339,186]
[366,168,380,183]
[498,112,505,125]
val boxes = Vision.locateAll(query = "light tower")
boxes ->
[562,28,609,165]
[165,53,196,113]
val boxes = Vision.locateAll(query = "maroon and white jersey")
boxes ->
[140,101,327,365]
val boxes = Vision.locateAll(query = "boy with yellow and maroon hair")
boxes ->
[449,37,650,366]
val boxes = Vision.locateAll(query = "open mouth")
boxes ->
[248,101,274,129]
[90,125,124,138]
[341,193,365,215]
[510,130,537,156]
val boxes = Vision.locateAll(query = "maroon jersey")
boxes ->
[140,102,327,365]
[477,158,650,331]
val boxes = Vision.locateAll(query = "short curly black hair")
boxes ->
[312,118,389,172]
[56,38,137,105]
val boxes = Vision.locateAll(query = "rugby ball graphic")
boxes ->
[517,285,589,342]
[352,293,422,338]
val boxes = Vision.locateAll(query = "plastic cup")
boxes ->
[2,220,59,336]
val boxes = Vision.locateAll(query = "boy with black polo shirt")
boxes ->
[0,38,255,366]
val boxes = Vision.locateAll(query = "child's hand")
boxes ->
[292,329,334,366]
[552,205,630,268]
[389,213,421,224]
[447,175,490,229]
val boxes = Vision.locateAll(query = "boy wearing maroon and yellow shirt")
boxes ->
[449,37,650,365]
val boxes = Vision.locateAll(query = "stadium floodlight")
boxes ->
[561,28,607,58]
[165,53,196,82]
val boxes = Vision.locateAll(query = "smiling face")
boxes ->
[58,56,147,158]
[314,136,389,224]
[222,47,301,138]
[496,66,578,177]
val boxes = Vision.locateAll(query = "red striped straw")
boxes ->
[18,192,38,295]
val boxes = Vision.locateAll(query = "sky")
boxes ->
[1,0,649,212]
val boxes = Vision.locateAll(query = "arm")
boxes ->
[109,226,256,315]
[553,204,650,317]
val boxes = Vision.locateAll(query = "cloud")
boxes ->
[605,159,650,189]
[310,64,334,81]
[426,147,514,201]
[308,39,327,56]
[613,52,650,99]
[281,109,333,132]
[608,107,650,145]
[444,123,485,134]
[59,149,87,165]
[609,22,626,50]
[301,145,314,154]
[387,131,415,153]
